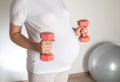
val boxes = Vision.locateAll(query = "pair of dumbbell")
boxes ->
[40,19,90,62]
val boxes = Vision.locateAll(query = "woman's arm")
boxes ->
[9,23,53,53]
[9,23,38,51]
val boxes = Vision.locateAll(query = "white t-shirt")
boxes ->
[10,0,79,74]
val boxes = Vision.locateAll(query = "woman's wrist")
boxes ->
[72,28,77,36]
[72,27,81,36]
[32,42,40,52]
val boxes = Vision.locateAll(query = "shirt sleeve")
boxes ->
[10,0,27,26]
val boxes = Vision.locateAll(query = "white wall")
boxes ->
[0,0,120,81]
[0,0,28,81]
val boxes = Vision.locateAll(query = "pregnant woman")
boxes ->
[9,0,84,82]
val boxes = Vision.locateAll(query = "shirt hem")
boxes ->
[27,65,71,74]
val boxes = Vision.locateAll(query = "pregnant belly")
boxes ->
[52,35,79,66]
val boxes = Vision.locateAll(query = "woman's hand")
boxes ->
[35,41,53,54]
[73,27,88,36]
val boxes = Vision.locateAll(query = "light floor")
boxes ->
[68,74,96,82]
[15,73,96,82]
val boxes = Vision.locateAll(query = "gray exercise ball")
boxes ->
[88,43,120,82]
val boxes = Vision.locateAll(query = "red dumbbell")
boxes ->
[40,32,54,62]
[77,19,90,42]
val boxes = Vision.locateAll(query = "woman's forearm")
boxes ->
[9,23,38,52]
[10,32,38,51]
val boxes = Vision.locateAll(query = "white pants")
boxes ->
[27,70,69,82]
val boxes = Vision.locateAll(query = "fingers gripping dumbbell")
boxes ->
[77,19,90,42]
[40,32,54,62]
